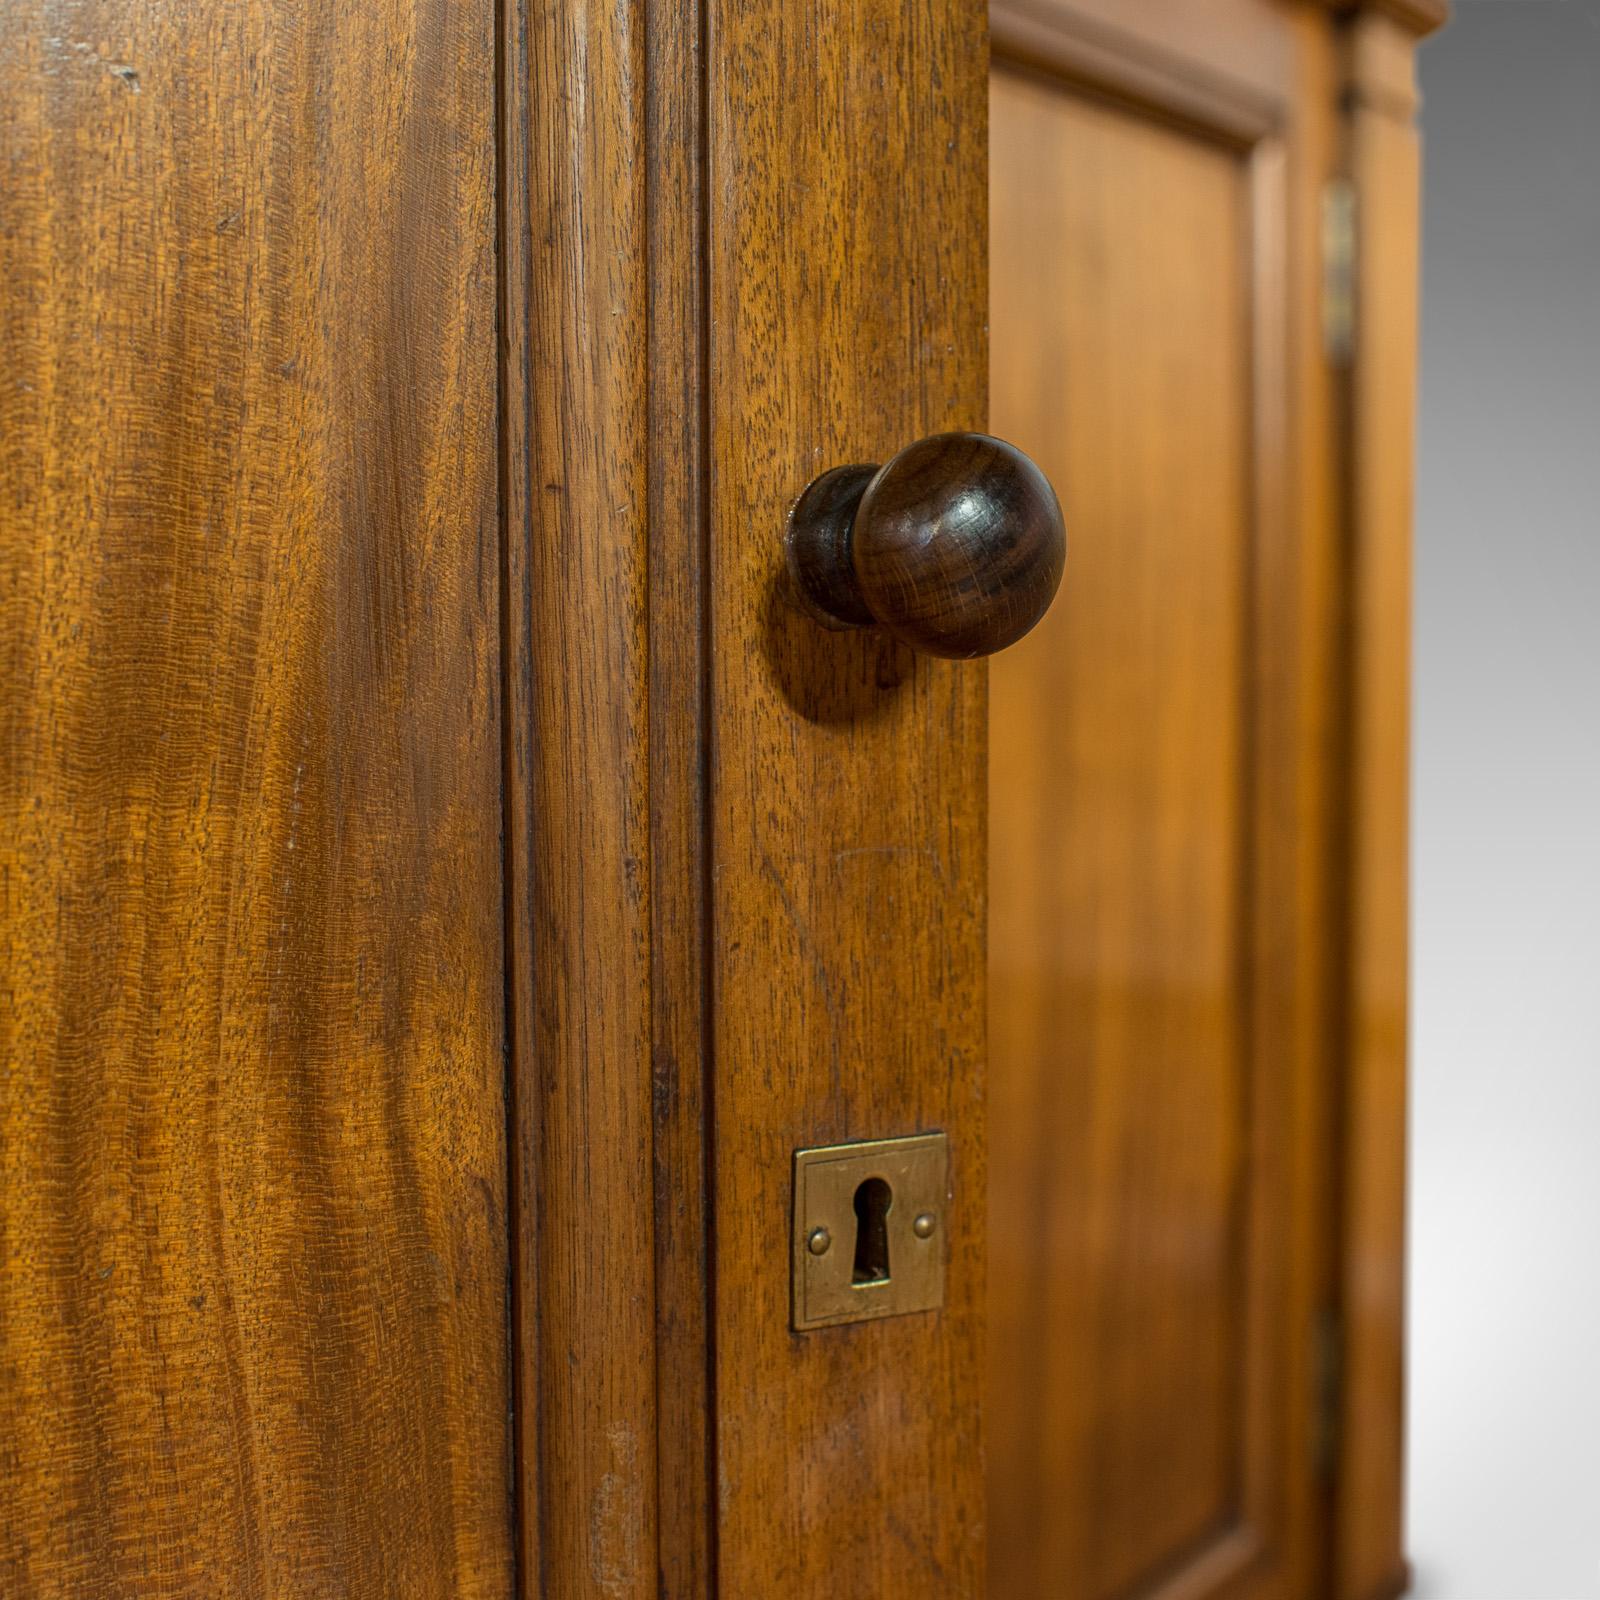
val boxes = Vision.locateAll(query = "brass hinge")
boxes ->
[1312,1306,1345,1482]
[1322,178,1357,365]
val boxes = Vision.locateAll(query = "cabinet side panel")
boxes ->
[0,0,513,1591]
[1336,14,1426,1600]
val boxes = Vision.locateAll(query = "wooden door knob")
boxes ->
[783,432,1065,659]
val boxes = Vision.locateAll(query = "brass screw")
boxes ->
[807,1226,832,1256]
[913,1212,937,1240]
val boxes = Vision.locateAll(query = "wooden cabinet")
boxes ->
[0,0,1437,1594]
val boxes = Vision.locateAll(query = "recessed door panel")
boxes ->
[987,12,1338,1593]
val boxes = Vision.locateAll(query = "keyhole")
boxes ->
[851,1176,893,1286]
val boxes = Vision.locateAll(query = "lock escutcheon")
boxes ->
[790,1133,949,1331]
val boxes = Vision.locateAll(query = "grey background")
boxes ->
[1409,5,1600,1597]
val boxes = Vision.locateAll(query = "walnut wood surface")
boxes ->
[987,8,1353,1597]
[704,0,990,1589]
[517,0,660,1592]
[786,434,1065,659]
[0,0,1431,1592]
[643,0,717,1587]
[0,0,512,1592]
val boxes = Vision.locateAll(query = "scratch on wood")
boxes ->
[588,1424,641,1595]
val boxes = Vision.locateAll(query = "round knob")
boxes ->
[783,432,1065,659]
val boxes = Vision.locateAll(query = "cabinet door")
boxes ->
[514,0,998,1590]
[986,5,1338,1596]
[699,0,992,1587]
[984,4,1435,1598]
[0,0,512,1592]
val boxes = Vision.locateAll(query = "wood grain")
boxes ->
[987,9,1345,1596]
[644,0,718,1586]
[495,0,541,1586]
[785,434,1065,659]
[989,72,1256,1595]
[703,0,990,1589]
[517,0,660,1594]
[0,0,512,1593]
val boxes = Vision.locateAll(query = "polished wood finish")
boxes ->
[515,0,660,1591]
[785,433,1066,658]
[527,0,997,1586]
[990,0,1285,149]
[703,0,990,1588]
[986,5,1360,1597]
[1333,12,1435,1600]
[643,0,717,1588]
[0,0,1434,1589]
[0,0,512,1591]
[508,0,728,1589]
[1330,0,1448,36]
[495,0,541,1586]
[986,3,1437,1596]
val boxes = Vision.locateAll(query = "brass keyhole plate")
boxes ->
[790,1132,948,1332]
